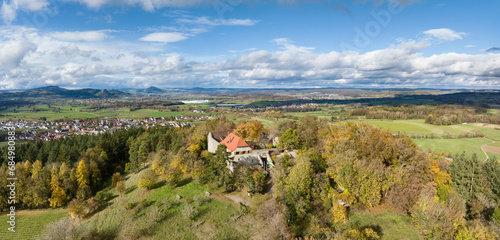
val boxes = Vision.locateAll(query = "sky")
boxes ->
[0,0,499,90]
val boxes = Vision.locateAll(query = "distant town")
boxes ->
[0,115,215,142]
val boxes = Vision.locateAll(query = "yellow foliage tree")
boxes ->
[233,121,264,142]
[430,160,450,186]
[331,203,348,223]
[76,160,89,187]
[49,167,66,208]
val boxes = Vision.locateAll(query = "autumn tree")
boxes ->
[137,169,158,189]
[76,160,91,199]
[233,121,264,143]
[30,160,49,208]
[49,166,67,208]
[331,203,348,223]
[112,172,123,186]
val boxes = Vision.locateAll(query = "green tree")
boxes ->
[283,160,313,221]
[482,157,500,201]
[278,129,299,151]
[449,153,483,202]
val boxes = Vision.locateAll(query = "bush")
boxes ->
[95,190,113,202]
[181,203,199,220]
[39,217,102,240]
[137,169,158,189]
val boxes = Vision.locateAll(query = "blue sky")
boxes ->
[0,0,499,89]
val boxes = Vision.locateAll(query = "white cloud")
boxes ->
[272,38,315,53]
[229,48,258,53]
[176,16,258,26]
[1,27,500,90]
[1,0,49,24]
[424,28,466,41]
[64,0,206,10]
[0,39,36,67]
[51,31,111,41]
[140,32,188,43]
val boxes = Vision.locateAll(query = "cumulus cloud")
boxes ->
[1,26,500,90]
[0,39,36,67]
[51,31,111,41]
[140,32,188,43]
[424,28,466,41]
[1,0,49,24]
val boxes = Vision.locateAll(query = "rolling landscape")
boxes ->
[1,0,500,240]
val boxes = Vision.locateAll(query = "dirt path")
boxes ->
[481,137,496,161]
[218,193,248,206]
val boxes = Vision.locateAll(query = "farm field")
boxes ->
[412,138,500,160]
[0,208,67,240]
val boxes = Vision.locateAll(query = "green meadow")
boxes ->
[0,209,67,240]
[348,211,421,240]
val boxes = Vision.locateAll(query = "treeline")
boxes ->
[89,100,182,111]
[349,104,500,125]
[252,106,322,113]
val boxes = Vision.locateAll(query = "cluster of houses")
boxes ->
[0,117,198,142]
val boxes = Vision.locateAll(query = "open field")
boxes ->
[0,209,68,240]
[412,138,500,160]
[348,210,421,240]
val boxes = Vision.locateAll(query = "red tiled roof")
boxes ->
[220,133,250,152]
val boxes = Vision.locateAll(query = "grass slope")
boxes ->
[348,211,421,240]
[0,209,67,240]
[83,167,250,239]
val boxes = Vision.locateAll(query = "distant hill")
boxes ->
[0,86,129,99]
[133,86,166,94]
[143,86,165,93]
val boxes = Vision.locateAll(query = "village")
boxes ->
[0,115,214,142]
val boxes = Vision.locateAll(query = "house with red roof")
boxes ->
[208,131,274,172]
[219,133,253,156]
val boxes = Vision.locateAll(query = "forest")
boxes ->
[0,115,499,239]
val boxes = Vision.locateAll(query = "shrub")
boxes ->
[181,203,199,220]
[137,169,157,189]
[95,190,113,202]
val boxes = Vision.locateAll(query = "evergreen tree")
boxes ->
[483,157,500,200]
[449,153,483,202]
